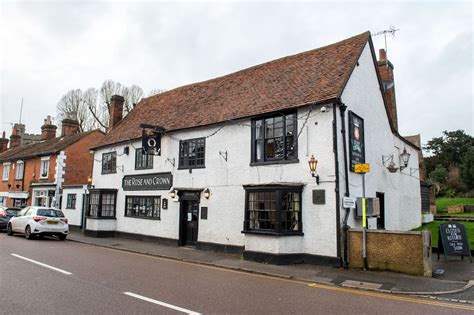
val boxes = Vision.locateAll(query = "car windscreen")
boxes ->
[6,209,20,216]
[37,209,65,218]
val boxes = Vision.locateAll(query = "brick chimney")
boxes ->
[378,49,398,131]
[9,126,21,148]
[41,116,57,140]
[0,131,9,152]
[108,95,124,130]
[61,119,80,137]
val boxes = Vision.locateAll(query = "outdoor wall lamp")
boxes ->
[308,155,320,185]
[169,189,177,199]
[399,148,411,171]
[203,188,211,199]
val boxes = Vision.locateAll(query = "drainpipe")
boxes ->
[338,101,351,269]
[332,103,342,266]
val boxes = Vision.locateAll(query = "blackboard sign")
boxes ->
[438,222,472,262]
[348,111,365,172]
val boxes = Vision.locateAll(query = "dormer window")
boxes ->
[40,157,50,179]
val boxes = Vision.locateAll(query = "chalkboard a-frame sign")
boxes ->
[437,222,472,262]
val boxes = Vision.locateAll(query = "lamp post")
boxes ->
[308,155,320,185]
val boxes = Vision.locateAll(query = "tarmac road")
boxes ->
[1,233,473,314]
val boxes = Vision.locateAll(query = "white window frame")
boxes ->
[40,156,50,179]
[15,160,24,180]
[2,162,11,181]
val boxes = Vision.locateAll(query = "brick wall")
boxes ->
[63,131,104,185]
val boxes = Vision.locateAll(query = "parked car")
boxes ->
[7,206,69,240]
[0,207,21,231]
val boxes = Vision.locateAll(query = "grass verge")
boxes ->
[435,197,474,211]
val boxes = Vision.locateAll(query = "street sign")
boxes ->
[354,163,370,173]
[343,197,357,209]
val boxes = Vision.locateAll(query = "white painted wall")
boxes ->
[92,106,339,258]
[61,186,86,226]
[340,42,421,231]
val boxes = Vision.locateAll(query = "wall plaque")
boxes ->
[312,190,326,205]
[201,207,208,220]
[162,198,168,209]
[122,172,173,191]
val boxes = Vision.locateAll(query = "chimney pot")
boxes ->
[379,49,387,61]
[41,116,57,140]
[61,119,80,137]
[0,131,9,152]
[108,95,125,131]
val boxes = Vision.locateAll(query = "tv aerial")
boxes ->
[372,26,400,55]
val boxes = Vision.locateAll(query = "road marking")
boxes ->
[124,292,201,315]
[103,247,474,311]
[11,254,72,275]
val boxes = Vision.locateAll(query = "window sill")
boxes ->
[101,171,117,175]
[86,216,116,220]
[125,215,161,221]
[177,166,206,170]
[241,230,304,236]
[135,167,153,171]
[249,159,299,166]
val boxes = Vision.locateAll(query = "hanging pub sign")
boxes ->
[122,172,173,191]
[348,111,365,172]
[437,222,472,262]
[141,124,166,156]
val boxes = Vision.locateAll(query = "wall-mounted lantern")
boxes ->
[399,148,411,171]
[203,188,211,199]
[169,189,177,199]
[308,155,320,185]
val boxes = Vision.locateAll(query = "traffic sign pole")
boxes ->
[362,173,368,270]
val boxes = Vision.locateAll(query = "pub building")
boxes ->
[87,32,421,266]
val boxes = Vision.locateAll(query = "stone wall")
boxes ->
[349,229,432,276]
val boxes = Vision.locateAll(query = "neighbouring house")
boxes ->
[87,31,421,266]
[11,123,42,145]
[0,116,104,227]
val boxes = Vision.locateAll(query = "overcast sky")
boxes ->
[1,0,472,144]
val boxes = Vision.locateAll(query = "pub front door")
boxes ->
[178,191,200,246]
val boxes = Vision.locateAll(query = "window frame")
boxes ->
[39,157,50,179]
[2,162,11,181]
[66,193,77,209]
[135,148,153,170]
[15,160,24,180]
[178,137,206,170]
[87,189,117,219]
[102,152,117,174]
[125,195,161,220]
[243,185,303,236]
[250,111,298,165]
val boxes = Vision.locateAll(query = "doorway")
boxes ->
[376,192,385,229]
[178,191,201,246]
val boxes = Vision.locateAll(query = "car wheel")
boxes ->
[6,224,13,236]
[25,226,33,240]
[58,234,67,241]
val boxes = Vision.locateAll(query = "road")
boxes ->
[0,233,472,314]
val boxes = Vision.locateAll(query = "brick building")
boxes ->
[0,117,104,209]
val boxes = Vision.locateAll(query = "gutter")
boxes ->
[332,102,342,266]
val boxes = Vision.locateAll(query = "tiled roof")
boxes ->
[95,31,370,149]
[0,130,99,162]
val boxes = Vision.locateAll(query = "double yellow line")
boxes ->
[103,246,474,311]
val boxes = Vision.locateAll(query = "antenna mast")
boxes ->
[19,98,24,124]
[372,26,400,55]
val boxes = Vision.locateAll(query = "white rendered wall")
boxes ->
[61,186,86,226]
[92,106,339,258]
[339,43,422,231]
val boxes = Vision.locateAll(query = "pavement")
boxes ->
[67,230,474,304]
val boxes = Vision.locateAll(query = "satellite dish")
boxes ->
[383,80,394,90]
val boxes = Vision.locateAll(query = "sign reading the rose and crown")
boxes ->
[122,172,173,191]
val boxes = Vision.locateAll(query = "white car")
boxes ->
[7,206,69,240]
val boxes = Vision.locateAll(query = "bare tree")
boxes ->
[57,89,95,132]
[123,85,144,114]
[148,88,166,97]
